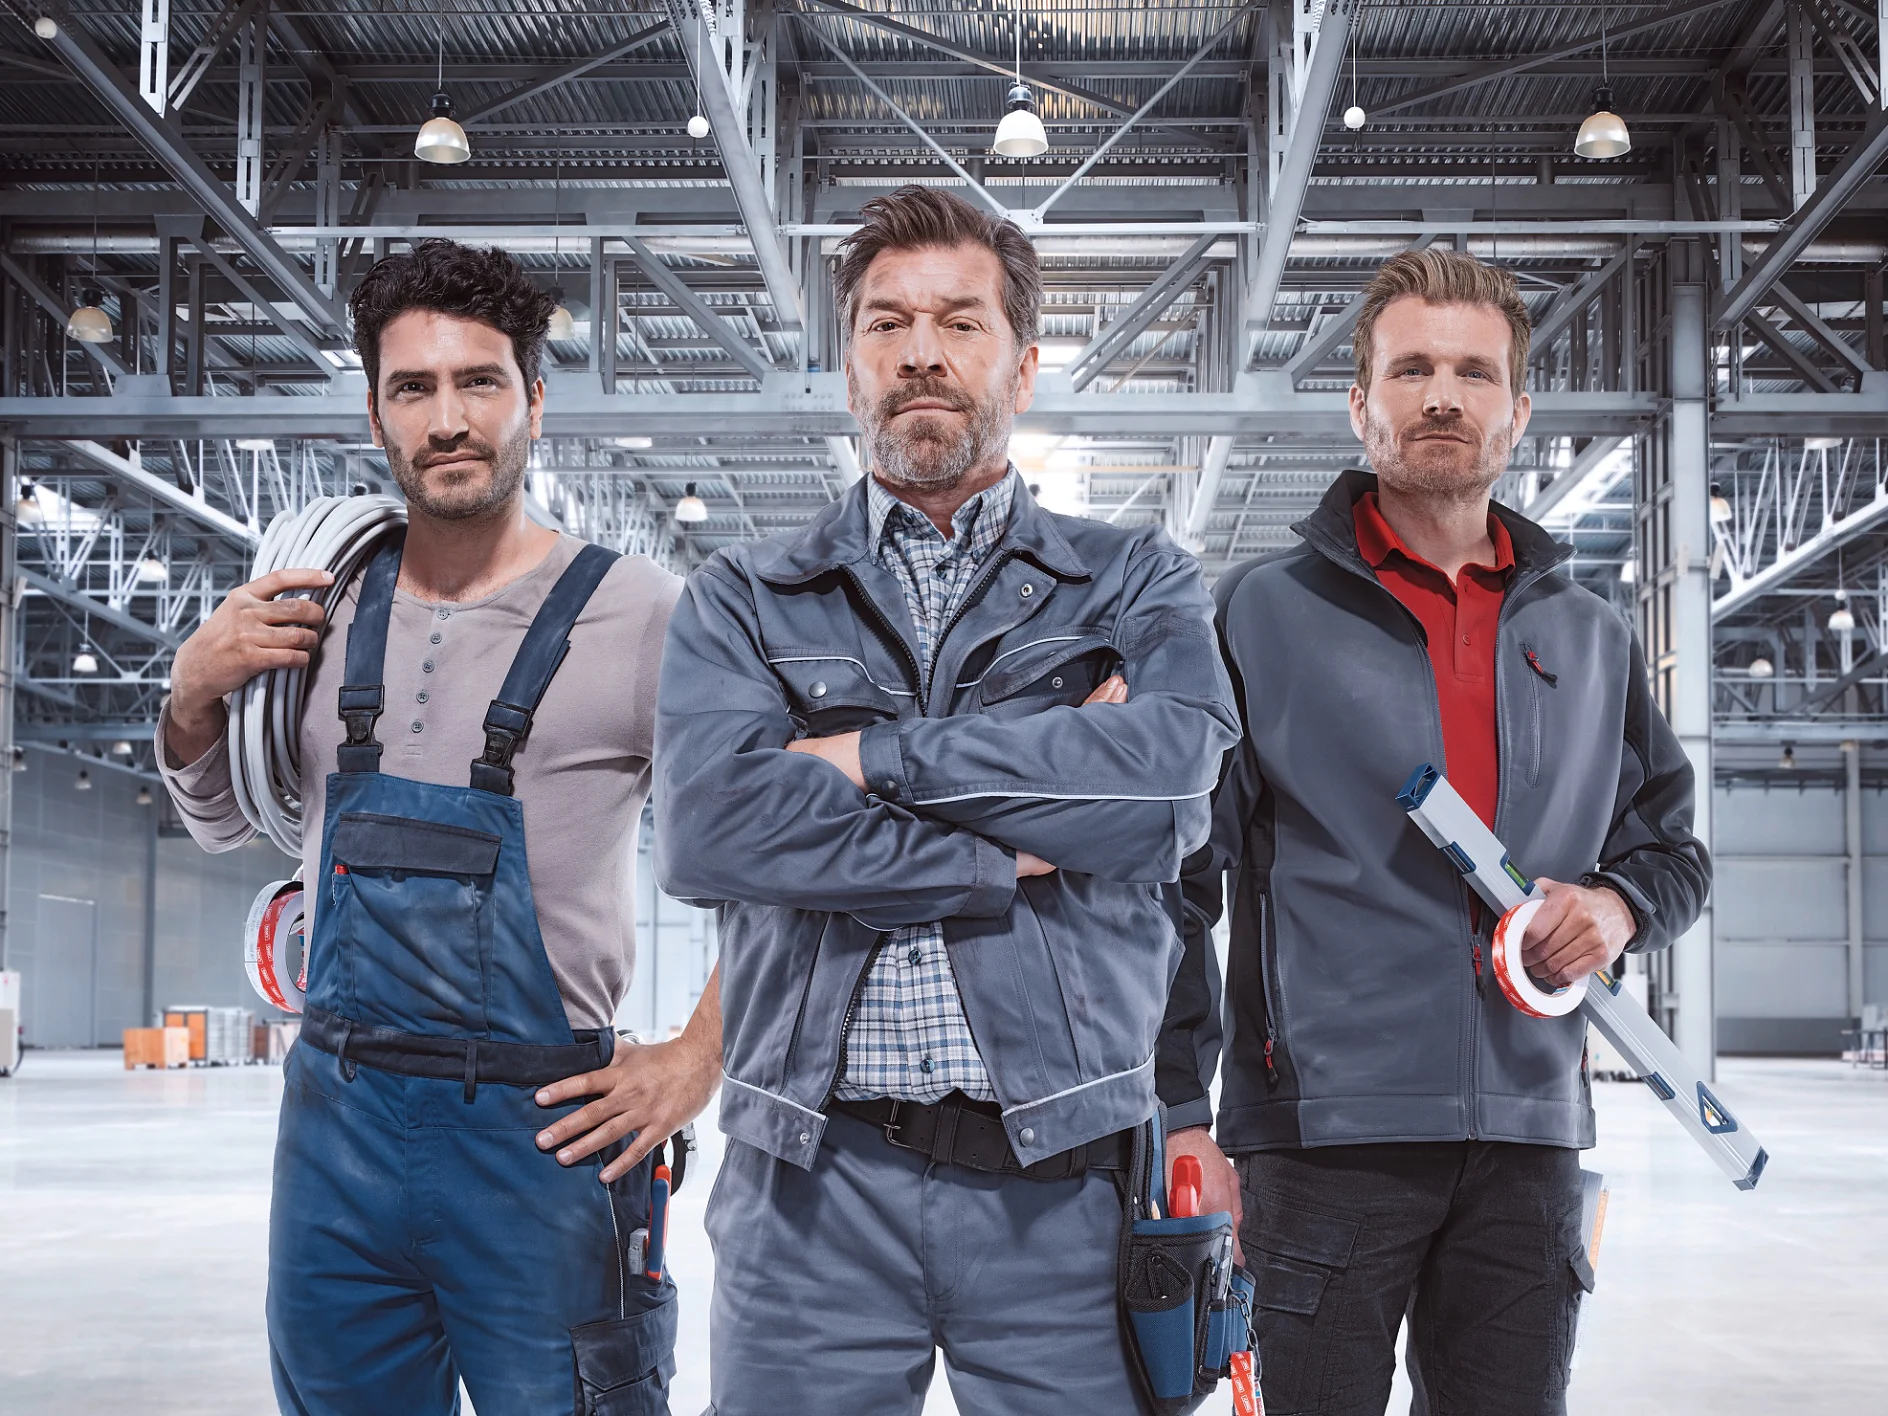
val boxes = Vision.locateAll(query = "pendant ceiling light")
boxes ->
[1574,15,1630,159]
[1342,18,1365,130]
[76,769,92,792]
[1748,656,1775,679]
[1829,590,1856,633]
[34,15,57,39]
[992,0,1047,158]
[137,786,154,806]
[416,3,470,164]
[1708,481,1732,525]
[687,17,709,138]
[69,159,113,343]
[73,648,99,675]
[675,482,709,524]
[548,162,576,340]
[136,555,169,583]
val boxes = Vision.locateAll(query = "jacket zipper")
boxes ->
[928,547,1026,715]
[1256,890,1284,1090]
[821,935,887,1109]
[839,565,925,706]
[1522,644,1557,684]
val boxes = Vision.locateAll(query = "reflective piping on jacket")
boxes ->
[954,635,1090,690]
[1001,1050,1157,1118]
[765,653,918,698]
[721,1070,827,1124]
[912,786,1215,806]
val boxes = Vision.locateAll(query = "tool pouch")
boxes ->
[1118,1115,1258,1414]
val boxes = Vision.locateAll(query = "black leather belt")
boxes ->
[832,1091,1133,1181]
[299,1005,610,1102]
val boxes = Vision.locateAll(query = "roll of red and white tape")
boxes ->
[244,878,307,1014]
[1491,899,1588,1019]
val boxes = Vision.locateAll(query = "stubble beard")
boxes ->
[385,425,531,522]
[1361,408,1515,506]
[854,370,1016,492]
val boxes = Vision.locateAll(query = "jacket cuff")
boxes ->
[959,834,1017,918]
[1162,1097,1215,1134]
[856,721,914,805]
[1583,870,1656,951]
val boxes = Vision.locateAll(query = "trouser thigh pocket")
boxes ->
[570,1282,679,1416]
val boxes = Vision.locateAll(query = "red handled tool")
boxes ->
[1170,1154,1203,1219]
[643,1163,671,1281]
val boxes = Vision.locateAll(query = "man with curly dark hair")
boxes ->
[158,239,713,1415]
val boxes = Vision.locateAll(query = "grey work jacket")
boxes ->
[655,476,1240,1170]
[1158,470,1711,1153]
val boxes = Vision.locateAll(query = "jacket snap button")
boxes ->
[882,779,897,794]
[799,1132,811,1145]
[1019,1127,1035,1146]
[810,681,828,698]
[1051,676,1063,689]
[1019,583,1034,598]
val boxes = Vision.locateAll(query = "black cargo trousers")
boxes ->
[1236,1140,1592,1416]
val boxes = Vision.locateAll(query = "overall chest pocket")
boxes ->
[328,812,502,1029]
[975,633,1119,720]
[770,656,907,735]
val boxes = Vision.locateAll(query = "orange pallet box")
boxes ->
[163,1006,209,1062]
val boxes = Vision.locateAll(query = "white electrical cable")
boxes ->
[226,495,407,855]
[1490,899,1589,1018]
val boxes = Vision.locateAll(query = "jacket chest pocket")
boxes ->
[770,656,907,735]
[975,633,1119,721]
[329,812,501,957]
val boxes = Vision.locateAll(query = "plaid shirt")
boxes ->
[832,469,1018,1103]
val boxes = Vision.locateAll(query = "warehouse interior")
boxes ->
[0,0,1885,1411]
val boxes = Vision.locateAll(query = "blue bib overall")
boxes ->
[268,537,677,1416]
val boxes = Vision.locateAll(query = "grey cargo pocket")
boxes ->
[1250,1199,1359,1316]
[1253,1254,1333,1315]
[570,1285,678,1416]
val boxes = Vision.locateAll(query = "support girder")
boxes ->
[38,14,345,338]
[0,252,130,378]
[18,567,181,649]
[622,238,775,381]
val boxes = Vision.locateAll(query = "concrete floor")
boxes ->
[1,1055,1882,1415]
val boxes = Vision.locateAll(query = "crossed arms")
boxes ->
[652,547,1239,923]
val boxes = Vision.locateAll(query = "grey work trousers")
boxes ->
[704,1108,1146,1416]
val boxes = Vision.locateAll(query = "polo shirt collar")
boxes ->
[1352,489,1515,579]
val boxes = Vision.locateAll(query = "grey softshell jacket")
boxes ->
[1158,470,1711,1153]
[655,476,1239,1170]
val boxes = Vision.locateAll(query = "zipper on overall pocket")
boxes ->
[1258,893,1283,1090]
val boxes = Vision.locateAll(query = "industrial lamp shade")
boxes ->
[1829,605,1856,633]
[72,650,99,675]
[1574,88,1631,160]
[1748,656,1775,679]
[67,297,113,344]
[993,84,1048,158]
[547,290,577,342]
[675,483,709,524]
[687,114,711,140]
[415,93,471,164]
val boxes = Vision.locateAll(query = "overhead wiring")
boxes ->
[227,494,407,855]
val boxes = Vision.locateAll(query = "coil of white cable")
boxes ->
[226,495,407,855]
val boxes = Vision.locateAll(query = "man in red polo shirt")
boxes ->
[1156,249,1709,1414]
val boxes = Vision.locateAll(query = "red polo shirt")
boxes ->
[1353,491,1514,829]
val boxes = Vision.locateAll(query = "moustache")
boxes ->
[878,382,974,419]
[414,439,497,468]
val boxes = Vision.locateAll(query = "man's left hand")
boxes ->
[1518,877,1637,987]
[534,1023,720,1183]
[785,730,865,788]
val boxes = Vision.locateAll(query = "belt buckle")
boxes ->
[879,1098,906,1150]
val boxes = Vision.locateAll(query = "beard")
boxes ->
[1362,408,1515,504]
[385,427,529,522]
[852,371,1014,491]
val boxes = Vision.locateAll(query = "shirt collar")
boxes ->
[867,465,1018,554]
[1352,490,1515,578]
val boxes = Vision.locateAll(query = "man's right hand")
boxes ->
[165,567,334,766]
[1168,1126,1244,1263]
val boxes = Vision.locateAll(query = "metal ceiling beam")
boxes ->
[622,238,775,381]
[1745,308,1839,391]
[1523,436,1629,521]
[1718,112,1888,329]
[1068,235,1216,391]
[18,568,181,649]
[168,0,267,110]
[1529,242,1642,352]
[464,22,671,125]
[0,252,130,378]
[1244,0,1354,341]
[663,0,804,333]
[1370,0,1747,118]
[1768,282,1873,378]
[791,0,1236,156]
[38,15,344,338]
[1713,490,1888,616]
[64,438,260,545]
[1283,236,1438,385]
[1184,435,1235,539]
[163,217,334,372]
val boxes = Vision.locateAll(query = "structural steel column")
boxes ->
[0,436,16,975]
[1638,259,1716,1078]
[1845,739,1865,1021]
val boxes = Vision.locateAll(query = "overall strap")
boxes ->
[470,542,620,795]
[335,533,405,774]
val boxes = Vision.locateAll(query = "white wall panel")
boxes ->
[1717,940,1853,1016]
